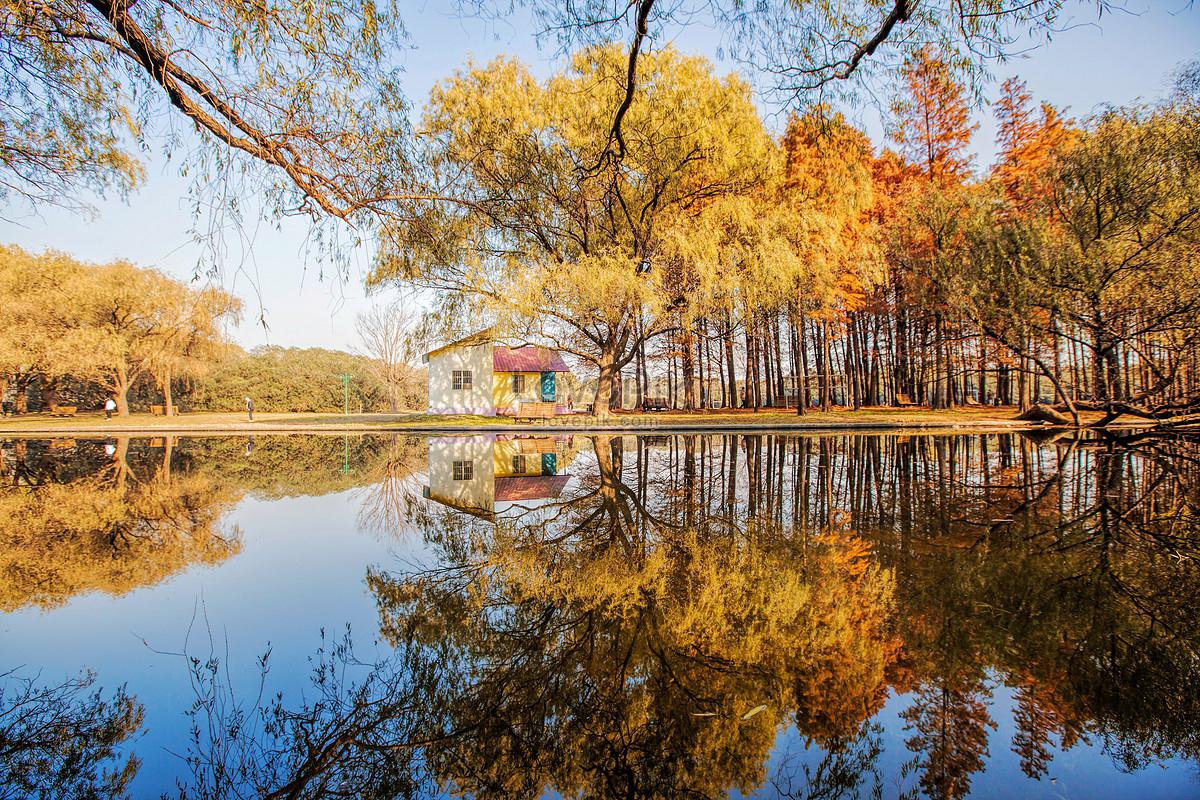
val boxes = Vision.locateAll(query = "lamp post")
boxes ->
[338,373,352,416]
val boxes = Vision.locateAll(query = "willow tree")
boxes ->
[0,0,444,268]
[143,284,243,416]
[510,0,1094,161]
[0,246,239,415]
[0,245,83,411]
[1044,105,1200,417]
[370,45,771,416]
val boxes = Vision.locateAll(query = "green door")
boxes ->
[540,371,556,402]
[541,453,557,476]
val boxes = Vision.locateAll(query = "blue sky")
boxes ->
[0,0,1196,351]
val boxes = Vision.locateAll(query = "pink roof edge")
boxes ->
[492,345,570,373]
[495,475,571,501]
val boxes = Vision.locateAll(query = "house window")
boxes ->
[512,455,527,473]
[452,370,472,391]
[512,374,525,395]
[452,460,473,481]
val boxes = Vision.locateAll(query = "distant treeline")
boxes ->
[185,346,424,414]
[0,245,425,415]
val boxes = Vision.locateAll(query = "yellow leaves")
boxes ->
[0,246,239,387]
[501,250,663,329]
[0,473,241,611]
[657,192,810,319]
[388,44,774,372]
[476,523,896,742]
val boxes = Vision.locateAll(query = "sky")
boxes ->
[0,0,1197,352]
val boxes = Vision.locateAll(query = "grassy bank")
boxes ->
[0,405,1083,435]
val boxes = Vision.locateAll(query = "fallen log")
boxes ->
[1055,399,1200,427]
[1016,403,1071,425]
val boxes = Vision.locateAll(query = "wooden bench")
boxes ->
[150,404,166,416]
[641,396,669,412]
[895,393,919,408]
[515,401,557,420]
[48,405,77,417]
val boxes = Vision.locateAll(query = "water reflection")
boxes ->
[424,434,574,519]
[1,430,1198,798]
[0,435,428,610]
[0,669,142,799]
[0,437,239,611]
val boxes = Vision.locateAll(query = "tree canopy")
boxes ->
[0,245,240,415]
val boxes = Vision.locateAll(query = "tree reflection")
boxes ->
[0,669,143,799]
[0,434,430,610]
[0,438,240,610]
[390,431,1200,798]
[5,430,1200,798]
[367,434,900,798]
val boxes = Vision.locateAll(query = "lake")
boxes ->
[2,431,1198,799]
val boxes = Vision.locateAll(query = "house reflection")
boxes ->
[425,435,573,519]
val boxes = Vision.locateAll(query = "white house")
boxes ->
[424,434,573,519]
[424,329,571,416]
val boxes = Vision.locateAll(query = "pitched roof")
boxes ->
[424,328,495,359]
[495,475,570,502]
[493,345,569,373]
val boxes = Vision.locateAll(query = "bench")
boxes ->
[515,401,557,420]
[48,405,77,417]
[641,396,669,412]
[895,393,919,408]
[150,404,166,416]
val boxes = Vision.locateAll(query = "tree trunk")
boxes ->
[636,316,647,409]
[593,346,618,418]
[163,367,175,416]
[40,376,60,410]
[114,363,132,416]
[681,326,696,410]
[820,320,832,411]
[724,315,737,408]
[773,313,786,403]
[14,379,27,414]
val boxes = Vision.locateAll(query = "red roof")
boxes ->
[495,475,570,501]
[492,346,569,373]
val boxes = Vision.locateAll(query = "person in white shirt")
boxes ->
[104,397,117,419]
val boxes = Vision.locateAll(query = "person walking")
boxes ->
[245,396,254,422]
[104,397,117,419]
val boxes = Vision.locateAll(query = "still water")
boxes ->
[1,431,1198,799]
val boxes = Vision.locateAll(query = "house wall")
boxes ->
[427,435,495,513]
[494,438,551,477]
[492,371,549,414]
[427,344,495,415]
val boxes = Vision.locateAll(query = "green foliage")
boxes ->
[184,346,403,414]
[0,0,415,236]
